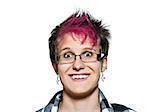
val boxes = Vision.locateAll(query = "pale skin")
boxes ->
[53,33,107,112]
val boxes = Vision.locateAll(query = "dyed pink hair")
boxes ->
[49,11,110,63]
[57,12,99,46]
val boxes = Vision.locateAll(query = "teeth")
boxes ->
[72,75,89,79]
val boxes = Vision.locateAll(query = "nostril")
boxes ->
[68,74,73,76]
[73,65,84,71]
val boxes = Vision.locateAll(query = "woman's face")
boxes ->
[56,33,106,98]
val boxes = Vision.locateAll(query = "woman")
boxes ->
[37,11,135,112]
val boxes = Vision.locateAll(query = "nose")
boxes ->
[72,55,85,71]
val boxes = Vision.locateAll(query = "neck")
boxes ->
[59,88,100,112]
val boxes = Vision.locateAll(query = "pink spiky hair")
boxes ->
[57,11,99,46]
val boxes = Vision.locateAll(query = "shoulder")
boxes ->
[35,90,63,112]
[35,108,43,112]
[111,103,136,112]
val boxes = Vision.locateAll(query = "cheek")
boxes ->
[57,64,71,76]
[91,62,101,72]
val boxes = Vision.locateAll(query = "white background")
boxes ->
[0,0,150,112]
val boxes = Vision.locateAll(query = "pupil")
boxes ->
[84,52,92,57]
[64,53,72,58]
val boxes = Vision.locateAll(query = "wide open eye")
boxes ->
[63,52,74,59]
[82,51,93,57]
[58,52,75,64]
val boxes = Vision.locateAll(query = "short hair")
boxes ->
[49,11,110,64]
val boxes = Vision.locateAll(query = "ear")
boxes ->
[52,63,58,74]
[101,58,107,72]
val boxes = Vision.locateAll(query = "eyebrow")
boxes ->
[59,47,71,53]
[59,47,97,53]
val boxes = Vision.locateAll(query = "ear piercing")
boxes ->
[101,72,106,82]
[56,75,60,84]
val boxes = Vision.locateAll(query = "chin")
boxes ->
[63,86,98,99]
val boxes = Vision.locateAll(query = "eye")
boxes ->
[83,51,93,57]
[63,52,74,59]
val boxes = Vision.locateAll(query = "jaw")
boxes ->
[62,85,99,99]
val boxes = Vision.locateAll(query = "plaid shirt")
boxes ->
[36,89,135,112]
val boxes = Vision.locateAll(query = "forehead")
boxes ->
[57,33,100,52]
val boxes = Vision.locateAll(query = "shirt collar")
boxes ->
[43,89,114,112]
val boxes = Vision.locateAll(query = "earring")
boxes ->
[56,75,60,84]
[101,72,106,82]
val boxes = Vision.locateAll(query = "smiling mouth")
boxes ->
[69,73,90,80]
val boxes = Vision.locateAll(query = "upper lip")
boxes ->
[68,73,90,76]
